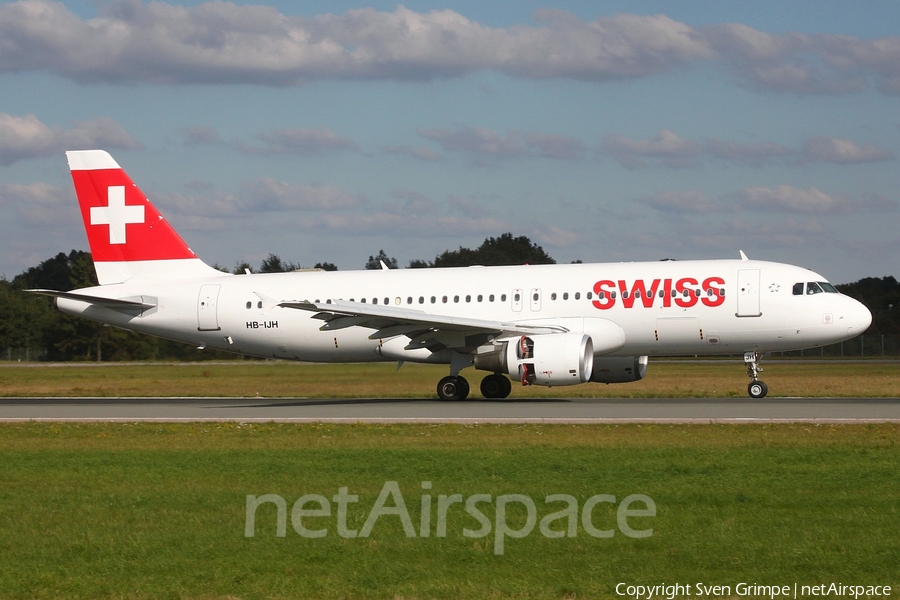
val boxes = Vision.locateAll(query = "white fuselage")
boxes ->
[56,258,872,363]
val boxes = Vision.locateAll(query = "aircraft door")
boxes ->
[197,284,221,331]
[736,269,761,317]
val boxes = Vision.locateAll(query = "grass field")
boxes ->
[0,422,897,599]
[0,359,897,397]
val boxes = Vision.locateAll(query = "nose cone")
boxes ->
[844,297,872,337]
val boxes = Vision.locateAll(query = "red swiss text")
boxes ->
[591,277,726,310]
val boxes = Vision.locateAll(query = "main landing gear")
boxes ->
[436,373,513,401]
[744,351,768,399]
[437,375,470,401]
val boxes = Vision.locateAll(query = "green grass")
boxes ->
[0,423,898,598]
[0,360,897,397]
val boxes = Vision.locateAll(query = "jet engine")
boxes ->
[589,356,648,383]
[474,333,594,386]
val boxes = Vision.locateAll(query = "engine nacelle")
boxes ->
[474,333,594,387]
[590,356,648,383]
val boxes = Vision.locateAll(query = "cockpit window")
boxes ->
[794,281,839,295]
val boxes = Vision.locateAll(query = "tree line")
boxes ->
[1,235,897,361]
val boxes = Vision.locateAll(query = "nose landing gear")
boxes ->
[744,351,768,398]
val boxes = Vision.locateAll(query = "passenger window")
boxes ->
[454,295,460,303]
[246,301,251,309]
[477,295,483,302]
[258,301,263,309]
[373,298,378,304]
[501,294,507,302]
[514,293,520,302]
[407,297,412,304]
[419,296,425,304]
[586,292,592,300]
[563,292,569,300]
[442,296,447,303]
[431,296,436,304]
[575,292,581,300]
[465,295,471,303]
[551,293,557,300]
[489,294,495,302]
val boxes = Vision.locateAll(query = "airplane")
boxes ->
[28,150,872,400]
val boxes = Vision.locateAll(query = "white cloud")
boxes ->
[0,113,140,166]
[603,129,890,168]
[417,126,584,162]
[180,125,222,146]
[602,129,702,168]
[2,1,895,94]
[0,181,71,226]
[636,190,722,213]
[383,145,442,161]
[801,137,894,164]
[636,185,896,217]
[241,126,357,156]
[736,185,847,214]
[240,178,367,211]
[419,126,527,158]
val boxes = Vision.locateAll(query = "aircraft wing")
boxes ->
[279,299,568,352]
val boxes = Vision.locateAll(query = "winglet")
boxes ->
[739,250,749,261]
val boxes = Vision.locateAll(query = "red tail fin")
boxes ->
[67,150,220,284]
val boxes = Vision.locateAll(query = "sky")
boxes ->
[1,0,899,284]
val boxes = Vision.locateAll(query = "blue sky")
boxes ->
[1,1,898,283]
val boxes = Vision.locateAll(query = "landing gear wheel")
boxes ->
[456,376,470,400]
[437,376,470,401]
[743,351,768,399]
[480,374,512,399]
[748,380,768,399]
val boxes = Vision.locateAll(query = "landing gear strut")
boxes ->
[744,351,768,399]
[436,352,475,401]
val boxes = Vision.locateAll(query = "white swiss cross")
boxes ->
[90,186,145,245]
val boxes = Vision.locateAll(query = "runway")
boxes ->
[1,396,898,423]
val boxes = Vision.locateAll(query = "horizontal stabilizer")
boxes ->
[26,289,157,310]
